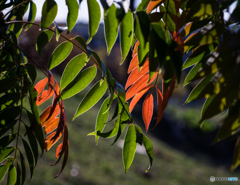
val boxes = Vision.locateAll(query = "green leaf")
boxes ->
[19,150,26,185]
[87,0,101,43]
[66,0,79,32]
[0,157,14,182]
[0,106,20,124]
[123,124,137,173]
[55,23,68,41]
[136,0,150,11]
[25,63,37,83]
[105,70,115,112]
[0,147,14,163]
[135,12,150,67]
[0,134,16,150]
[0,60,15,73]
[182,44,215,70]
[0,93,20,111]
[135,125,153,172]
[60,65,97,100]
[92,51,107,78]
[60,53,88,91]
[36,30,54,57]
[48,41,73,70]
[74,36,92,58]
[186,0,216,22]
[160,5,176,32]
[21,139,34,179]
[25,2,37,31]
[89,116,120,139]
[184,21,224,47]
[0,78,18,94]
[40,0,58,29]
[73,79,108,119]
[95,97,111,144]
[25,125,38,168]
[7,164,16,185]
[120,11,133,64]
[0,121,17,137]
[16,162,21,185]
[213,101,240,143]
[184,74,214,104]
[104,4,119,54]
[28,85,45,154]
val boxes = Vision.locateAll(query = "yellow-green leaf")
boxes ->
[40,0,58,29]
[66,0,79,32]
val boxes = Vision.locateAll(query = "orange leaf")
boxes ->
[45,117,59,134]
[55,143,63,159]
[142,93,154,131]
[147,0,164,13]
[40,104,60,126]
[125,72,157,101]
[125,60,149,90]
[35,78,48,95]
[127,54,138,74]
[180,22,192,38]
[45,131,62,151]
[54,125,69,178]
[156,87,163,126]
[129,85,154,113]
[36,90,54,106]
[132,40,139,57]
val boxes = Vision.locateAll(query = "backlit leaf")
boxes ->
[73,79,108,119]
[25,63,37,83]
[48,41,73,70]
[147,0,165,13]
[127,54,138,74]
[136,0,151,11]
[186,0,216,22]
[156,87,163,125]
[104,4,119,54]
[142,93,154,131]
[45,131,62,151]
[120,11,133,64]
[0,147,14,163]
[40,0,58,29]
[123,124,137,173]
[25,1,37,31]
[66,0,79,32]
[0,157,14,182]
[129,85,153,113]
[125,72,157,101]
[40,104,60,126]
[60,65,97,100]
[7,164,16,185]
[35,78,48,95]
[60,53,87,91]
[87,0,101,43]
[132,41,139,57]
[36,30,54,57]
[45,118,59,134]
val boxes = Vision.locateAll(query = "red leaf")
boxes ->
[45,131,62,151]
[147,0,164,13]
[125,60,149,90]
[35,78,48,95]
[127,54,138,74]
[36,90,54,106]
[142,93,154,131]
[55,143,63,159]
[153,76,176,129]
[54,125,69,178]
[125,72,157,101]
[40,104,60,126]
[129,85,154,113]
[155,87,163,126]
[51,100,65,142]
[132,40,139,57]
[45,117,59,134]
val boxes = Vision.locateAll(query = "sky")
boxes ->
[4,0,238,24]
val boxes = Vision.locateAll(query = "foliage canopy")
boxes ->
[0,0,240,183]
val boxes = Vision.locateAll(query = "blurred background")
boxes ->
[6,0,240,184]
